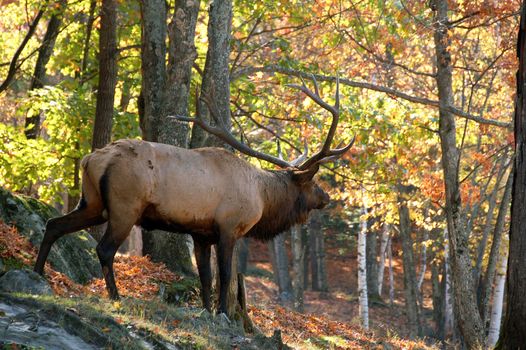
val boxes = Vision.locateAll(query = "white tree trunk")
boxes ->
[377,223,390,296]
[358,193,369,330]
[417,229,428,292]
[487,239,509,348]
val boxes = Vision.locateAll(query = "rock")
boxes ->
[0,259,4,275]
[0,187,101,283]
[0,269,53,295]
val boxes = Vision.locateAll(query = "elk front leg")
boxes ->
[217,235,236,315]
[193,237,212,312]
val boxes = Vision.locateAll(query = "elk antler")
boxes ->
[287,75,354,170]
[171,77,353,170]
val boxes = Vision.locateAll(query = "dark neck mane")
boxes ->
[246,170,308,241]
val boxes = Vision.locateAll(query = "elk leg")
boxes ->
[96,220,131,300]
[217,235,235,315]
[193,238,212,312]
[34,206,105,275]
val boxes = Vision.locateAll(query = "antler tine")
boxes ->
[290,139,309,167]
[276,139,284,160]
[287,76,353,170]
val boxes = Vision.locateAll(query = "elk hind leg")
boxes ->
[193,237,212,312]
[96,214,136,300]
[34,199,105,275]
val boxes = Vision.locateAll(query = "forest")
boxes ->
[0,0,525,349]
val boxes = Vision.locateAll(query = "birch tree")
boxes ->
[358,191,369,330]
[487,237,508,348]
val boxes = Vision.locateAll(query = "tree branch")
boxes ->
[232,65,511,128]
[0,7,45,93]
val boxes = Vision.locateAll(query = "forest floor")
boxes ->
[0,221,440,349]
[244,239,442,348]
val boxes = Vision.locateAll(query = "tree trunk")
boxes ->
[139,0,166,142]
[291,225,305,312]
[431,0,484,346]
[443,235,454,338]
[237,238,249,275]
[397,190,421,338]
[498,4,526,347]
[480,170,513,328]
[358,195,369,330]
[388,236,394,306]
[269,234,293,305]
[309,209,328,292]
[474,157,508,283]
[377,223,389,296]
[416,228,429,292]
[25,0,66,139]
[366,223,380,299]
[189,0,232,149]
[431,260,444,339]
[161,0,200,147]
[487,238,508,349]
[91,0,118,150]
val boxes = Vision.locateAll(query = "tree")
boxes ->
[91,0,118,150]
[0,6,45,93]
[139,0,194,275]
[309,210,328,292]
[268,235,293,304]
[291,224,305,312]
[498,3,526,347]
[358,191,369,330]
[25,0,66,139]
[396,185,422,338]
[430,0,484,346]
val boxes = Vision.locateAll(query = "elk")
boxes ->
[33,78,353,315]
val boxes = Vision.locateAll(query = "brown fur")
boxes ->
[34,139,330,312]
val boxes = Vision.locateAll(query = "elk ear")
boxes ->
[291,165,319,183]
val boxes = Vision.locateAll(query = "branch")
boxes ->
[0,7,45,93]
[232,65,511,128]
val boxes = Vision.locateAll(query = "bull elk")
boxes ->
[34,78,353,315]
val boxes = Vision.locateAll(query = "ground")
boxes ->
[0,221,439,349]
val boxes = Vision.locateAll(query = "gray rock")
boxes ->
[0,269,53,295]
[0,187,101,283]
[0,259,4,275]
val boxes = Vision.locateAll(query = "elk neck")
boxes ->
[246,170,308,241]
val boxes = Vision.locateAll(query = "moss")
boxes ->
[1,256,27,271]
[163,277,201,305]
